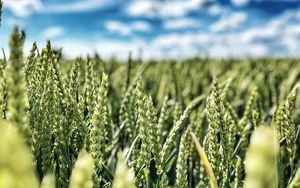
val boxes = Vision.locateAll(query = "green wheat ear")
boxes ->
[160,95,205,165]
[68,58,80,102]
[40,174,55,188]
[69,150,94,188]
[7,27,31,145]
[175,130,189,188]
[112,151,135,188]
[89,72,109,186]
[0,120,39,188]
[135,79,151,186]
[0,47,6,119]
[288,166,300,188]
[203,77,226,180]
[146,96,160,168]
[274,90,297,163]
[244,126,278,188]
[90,72,109,162]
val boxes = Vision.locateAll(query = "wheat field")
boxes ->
[0,1,300,188]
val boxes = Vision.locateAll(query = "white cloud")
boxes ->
[95,40,145,59]
[163,18,200,30]
[148,10,300,59]
[208,5,222,15]
[126,0,213,18]
[28,10,300,60]
[105,21,151,36]
[240,25,279,44]
[148,31,272,59]
[42,27,65,39]
[210,12,247,32]
[4,3,300,60]
[131,21,152,32]
[5,17,25,27]
[44,0,112,14]
[231,0,299,6]
[268,9,299,28]
[126,1,156,18]
[39,39,146,60]
[3,0,113,17]
[17,14,300,61]
[231,0,250,7]
[105,21,131,36]
[150,32,210,59]
[3,0,43,17]
[51,40,96,58]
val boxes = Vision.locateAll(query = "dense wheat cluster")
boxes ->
[0,2,300,188]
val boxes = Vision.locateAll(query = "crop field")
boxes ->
[0,1,300,188]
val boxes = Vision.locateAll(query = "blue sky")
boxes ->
[1,0,300,59]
